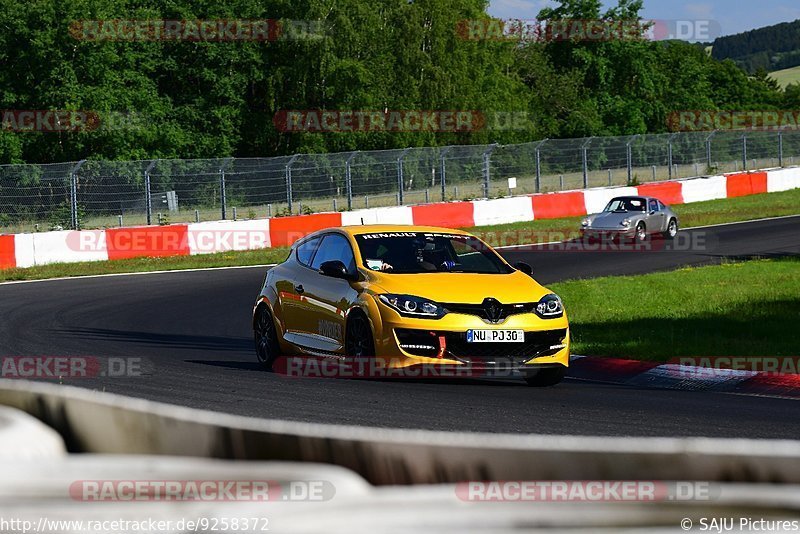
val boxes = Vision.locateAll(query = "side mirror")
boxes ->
[514,261,533,276]
[319,260,356,281]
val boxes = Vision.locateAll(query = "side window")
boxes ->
[296,236,322,267]
[649,199,659,212]
[658,200,666,211]
[311,234,356,273]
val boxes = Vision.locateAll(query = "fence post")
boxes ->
[778,131,784,167]
[534,139,548,193]
[397,148,412,205]
[581,138,592,189]
[705,130,717,169]
[741,134,748,171]
[625,135,640,186]
[285,154,300,213]
[345,151,358,211]
[143,160,157,226]
[667,133,678,179]
[219,157,234,220]
[439,146,453,201]
[69,160,87,230]
[482,143,499,198]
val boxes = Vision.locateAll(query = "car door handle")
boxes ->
[295,284,304,294]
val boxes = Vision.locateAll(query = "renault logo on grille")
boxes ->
[483,298,503,323]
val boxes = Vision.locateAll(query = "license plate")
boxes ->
[466,329,524,343]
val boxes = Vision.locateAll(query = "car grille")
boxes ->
[442,302,537,323]
[395,328,568,365]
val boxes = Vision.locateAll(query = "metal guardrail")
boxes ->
[2,130,799,233]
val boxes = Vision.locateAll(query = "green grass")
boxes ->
[552,258,800,361]
[769,65,800,89]
[1,187,798,283]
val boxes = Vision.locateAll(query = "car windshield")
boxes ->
[604,198,646,212]
[354,232,513,274]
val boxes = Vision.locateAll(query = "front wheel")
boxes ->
[634,222,647,243]
[663,218,678,239]
[345,313,375,358]
[254,306,280,371]
[523,366,566,387]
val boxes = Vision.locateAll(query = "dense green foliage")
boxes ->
[711,19,800,74]
[0,0,794,165]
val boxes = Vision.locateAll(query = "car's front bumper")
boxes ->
[581,227,636,239]
[370,299,571,373]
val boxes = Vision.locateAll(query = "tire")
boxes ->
[254,305,280,371]
[345,312,375,359]
[523,366,566,387]
[663,218,678,240]
[634,221,647,243]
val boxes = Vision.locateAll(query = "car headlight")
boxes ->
[581,217,591,227]
[378,294,447,319]
[620,218,631,228]
[535,294,564,318]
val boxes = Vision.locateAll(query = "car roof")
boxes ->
[609,196,663,203]
[295,225,473,244]
[343,224,472,236]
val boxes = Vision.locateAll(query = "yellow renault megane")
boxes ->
[253,225,570,386]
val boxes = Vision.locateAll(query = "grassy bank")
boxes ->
[553,258,800,361]
[0,187,798,283]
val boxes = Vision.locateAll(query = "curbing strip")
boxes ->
[569,355,800,399]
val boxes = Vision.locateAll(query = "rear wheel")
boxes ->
[345,313,375,358]
[663,218,678,239]
[254,305,280,371]
[523,366,566,387]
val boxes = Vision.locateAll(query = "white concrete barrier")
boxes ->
[187,219,271,254]
[0,405,65,459]
[2,455,799,532]
[583,186,638,215]
[679,175,728,203]
[341,206,414,226]
[12,234,36,268]
[472,196,534,226]
[33,230,108,266]
[2,379,800,485]
[767,167,800,193]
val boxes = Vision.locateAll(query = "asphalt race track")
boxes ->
[1,216,798,438]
